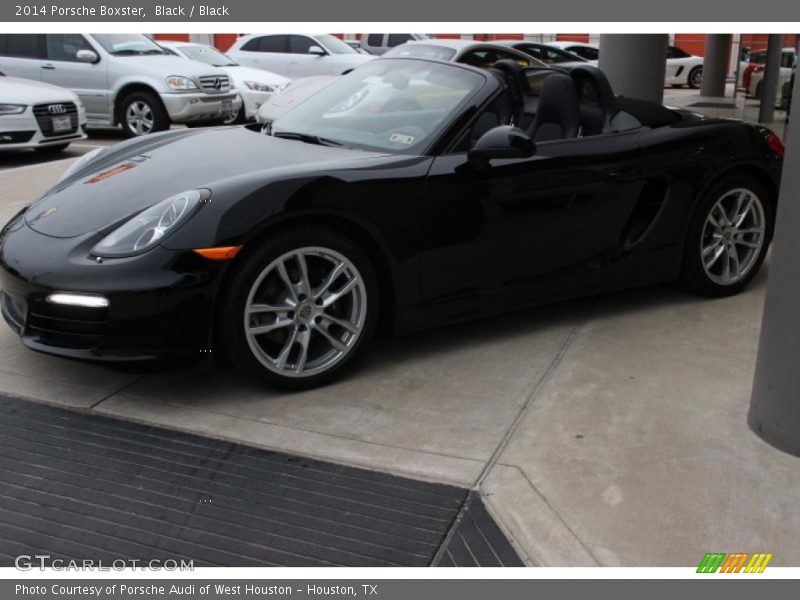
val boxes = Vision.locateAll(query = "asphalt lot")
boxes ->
[1,100,799,566]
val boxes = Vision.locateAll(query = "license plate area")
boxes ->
[52,115,72,133]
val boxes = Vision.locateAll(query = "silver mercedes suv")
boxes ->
[0,34,242,136]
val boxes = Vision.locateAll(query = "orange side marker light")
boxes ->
[192,246,242,260]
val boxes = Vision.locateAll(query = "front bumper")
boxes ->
[160,91,243,123]
[0,109,87,151]
[239,89,274,120]
[0,218,225,362]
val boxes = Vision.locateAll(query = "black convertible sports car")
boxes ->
[0,58,784,388]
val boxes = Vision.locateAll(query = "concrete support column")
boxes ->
[701,34,732,97]
[598,34,668,103]
[758,34,784,123]
[749,71,800,457]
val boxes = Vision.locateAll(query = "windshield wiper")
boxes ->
[142,49,167,55]
[272,131,345,147]
[109,49,145,55]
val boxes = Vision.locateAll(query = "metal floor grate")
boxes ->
[0,394,521,567]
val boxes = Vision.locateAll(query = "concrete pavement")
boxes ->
[1,124,799,567]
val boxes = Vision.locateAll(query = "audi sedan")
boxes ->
[0,73,86,153]
[0,58,783,389]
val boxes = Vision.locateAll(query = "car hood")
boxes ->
[256,76,337,122]
[225,65,289,88]
[0,76,79,104]
[25,127,388,239]
[112,54,230,77]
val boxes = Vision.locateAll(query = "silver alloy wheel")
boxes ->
[701,187,766,285]
[689,67,703,88]
[243,247,367,378]
[126,100,155,135]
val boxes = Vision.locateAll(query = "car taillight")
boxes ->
[766,131,785,158]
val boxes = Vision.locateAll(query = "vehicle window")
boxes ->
[316,34,358,55]
[518,44,578,64]
[460,48,531,69]
[243,35,288,53]
[176,44,237,66]
[46,34,94,62]
[781,52,795,68]
[388,34,414,47]
[272,59,486,154]
[366,34,384,47]
[289,35,316,54]
[569,46,598,60]
[751,51,767,64]
[383,44,457,61]
[667,46,691,59]
[92,34,166,55]
[0,34,45,59]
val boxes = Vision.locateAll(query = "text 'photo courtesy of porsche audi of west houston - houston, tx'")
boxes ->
[0,57,784,389]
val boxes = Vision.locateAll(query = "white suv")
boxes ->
[0,34,242,137]
[227,34,375,78]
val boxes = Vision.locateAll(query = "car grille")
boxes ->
[26,298,107,349]
[32,102,79,137]
[198,74,231,93]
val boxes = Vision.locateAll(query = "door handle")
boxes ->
[41,63,55,70]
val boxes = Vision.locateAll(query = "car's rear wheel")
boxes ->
[681,176,773,297]
[120,91,169,137]
[688,66,703,89]
[219,227,378,389]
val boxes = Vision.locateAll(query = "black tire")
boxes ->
[680,175,774,297]
[687,66,703,89]
[223,105,246,125]
[119,91,169,138]
[34,143,70,153]
[218,226,379,390]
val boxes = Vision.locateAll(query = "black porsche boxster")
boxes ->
[0,58,784,388]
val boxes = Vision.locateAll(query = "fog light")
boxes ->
[46,293,109,309]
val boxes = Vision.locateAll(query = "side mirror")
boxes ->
[308,45,326,56]
[76,49,99,64]
[468,125,535,166]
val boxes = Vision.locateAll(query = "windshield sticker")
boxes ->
[389,132,415,145]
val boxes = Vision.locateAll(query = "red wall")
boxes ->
[557,34,590,42]
[153,33,189,42]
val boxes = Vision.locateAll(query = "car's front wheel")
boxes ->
[681,176,773,297]
[688,66,703,89]
[219,227,378,389]
[120,91,169,137]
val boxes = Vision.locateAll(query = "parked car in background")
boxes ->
[227,34,375,78]
[0,33,241,137]
[747,49,797,109]
[0,72,86,153]
[546,41,599,61]
[382,39,545,67]
[740,48,796,92]
[158,40,289,123]
[664,46,704,88]
[359,34,431,55]
[546,41,704,88]
[492,39,591,66]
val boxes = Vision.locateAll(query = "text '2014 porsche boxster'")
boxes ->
[0,58,784,389]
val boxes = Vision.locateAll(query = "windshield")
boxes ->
[92,34,166,55]
[384,44,457,61]
[272,59,485,154]
[177,44,237,66]
[317,34,358,55]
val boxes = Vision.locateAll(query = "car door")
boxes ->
[0,34,46,80]
[238,35,291,75]
[420,128,647,305]
[41,34,109,120]
[287,35,329,77]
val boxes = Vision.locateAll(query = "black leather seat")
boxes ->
[528,72,580,142]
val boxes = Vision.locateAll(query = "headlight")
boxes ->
[56,147,104,184]
[91,189,205,257]
[0,104,26,115]
[244,81,276,92]
[166,76,198,91]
